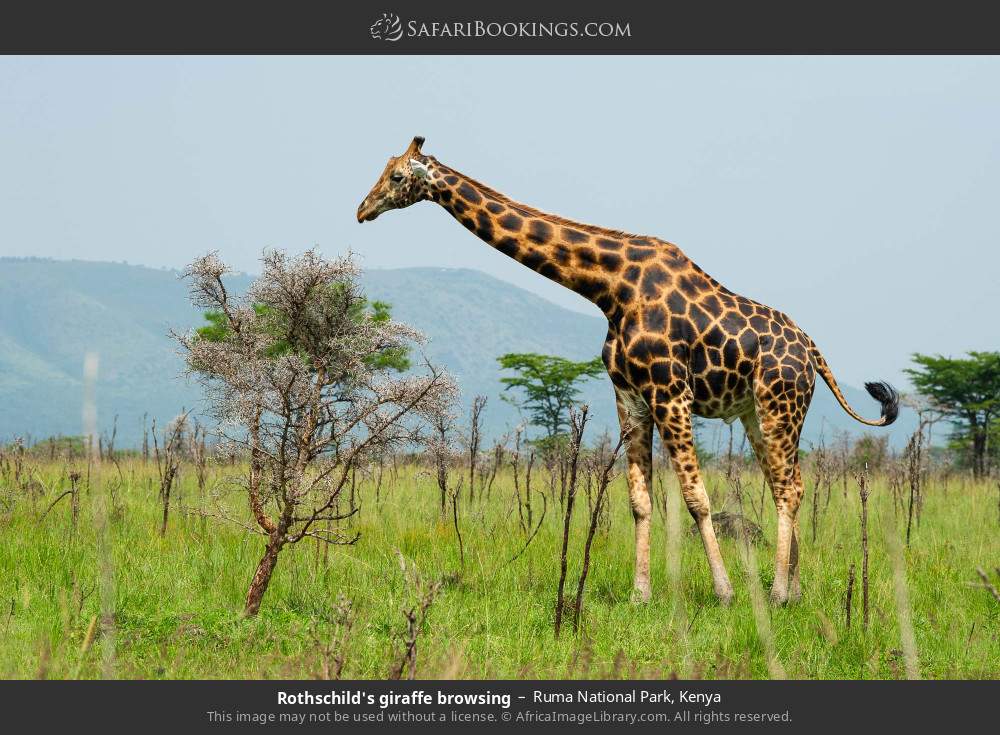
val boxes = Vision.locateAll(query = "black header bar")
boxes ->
[2,1,998,54]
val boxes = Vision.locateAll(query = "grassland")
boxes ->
[0,453,997,680]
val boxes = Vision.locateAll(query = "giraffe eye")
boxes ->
[390,173,404,184]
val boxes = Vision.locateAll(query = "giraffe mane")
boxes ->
[432,159,647,241]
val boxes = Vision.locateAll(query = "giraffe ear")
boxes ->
[409,158,429,178]
[406,136,425,155]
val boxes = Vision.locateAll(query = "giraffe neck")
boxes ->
[423,159,692,315]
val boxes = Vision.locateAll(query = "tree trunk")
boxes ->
[244,537,283,617]
[159,466,175,537]
[438,465,447,517]
[967,414,985,479]
[973,428,986,479]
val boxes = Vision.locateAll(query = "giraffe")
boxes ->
[357,136,899,605]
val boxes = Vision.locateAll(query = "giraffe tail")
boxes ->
[807,341,899,427]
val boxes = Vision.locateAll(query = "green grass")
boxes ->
[0,457,997,679]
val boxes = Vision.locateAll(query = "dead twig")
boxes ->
[856,467,871,632]
[844,563,856,630]
[975,567,1000,603]
[554,406,588,638]
[573,430,626,632]
[391,553,444,680]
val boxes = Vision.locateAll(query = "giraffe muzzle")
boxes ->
[356,199,379,223]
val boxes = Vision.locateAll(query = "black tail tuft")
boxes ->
[864,381,899,426]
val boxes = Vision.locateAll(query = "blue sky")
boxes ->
[1,56,998,387]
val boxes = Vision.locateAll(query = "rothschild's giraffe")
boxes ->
[357,136,898,605]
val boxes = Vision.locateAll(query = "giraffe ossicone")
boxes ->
[358,136,899,606]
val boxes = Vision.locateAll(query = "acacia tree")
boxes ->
[497,353,604,440]
[905,351,1000,477]
[176,250,456,616]
[197,289,411,373]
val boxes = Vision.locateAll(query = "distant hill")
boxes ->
[0,258,916,449]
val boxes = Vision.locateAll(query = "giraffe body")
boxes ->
[358,137,898,605]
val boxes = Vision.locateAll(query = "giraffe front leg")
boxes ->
[656,396,733,606]
[628,459,653,603]
[685,475,734,605]
[614,388,654,604]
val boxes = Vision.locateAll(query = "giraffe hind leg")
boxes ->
[614,387,654,603]
[789,472,803,603]
[742,407,805,605]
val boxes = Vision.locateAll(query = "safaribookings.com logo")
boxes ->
[370,13,631,42]
[370,13,404,41]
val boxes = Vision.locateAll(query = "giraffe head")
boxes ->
[356,136,432,222]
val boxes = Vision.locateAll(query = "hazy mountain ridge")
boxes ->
[0,258,916,448]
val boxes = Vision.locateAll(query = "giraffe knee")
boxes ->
[773,482,802,516]
[632,498,652,522]
[683,496,710,521]
[681,483,711,520]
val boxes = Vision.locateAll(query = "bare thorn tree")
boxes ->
[175,250,457,617]
[554,405,589,638]
[484,435,506,500]
[450,478,465,569]
[189,421,210,532]
[311,596,355,680]
[573,429,627,632]
[428,402,457,518]
[391,552,444,680]
[844,562,856,630]
[856,467,872,632]
[153,411,190,537]
[466,395,487,503]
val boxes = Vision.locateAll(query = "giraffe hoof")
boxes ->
[788,587,802,604]
[716,586,734,607]
[769,586,789,606]
[631,585,651,604]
